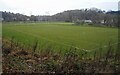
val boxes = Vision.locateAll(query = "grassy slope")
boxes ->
[3,22,118,53]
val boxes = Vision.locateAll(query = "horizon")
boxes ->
[1,8,119,17]
[0,0,119,16]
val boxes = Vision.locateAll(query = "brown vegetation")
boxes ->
[2,39,120,74]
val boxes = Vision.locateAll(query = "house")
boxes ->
[84,20,92,23]
[0,18,3,21]
[101,20,105,24]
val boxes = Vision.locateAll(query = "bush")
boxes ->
[74,21,84,26]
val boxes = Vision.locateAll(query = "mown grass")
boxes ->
[2,22,120,74]
[2,22,118,55]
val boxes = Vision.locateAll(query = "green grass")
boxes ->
[3,22,118,54]
[0,22,2,37]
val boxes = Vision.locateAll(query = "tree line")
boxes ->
[1,8,119,27]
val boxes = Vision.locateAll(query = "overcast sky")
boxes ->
[0,0,119,16]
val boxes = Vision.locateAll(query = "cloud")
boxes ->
[0,0,118,15]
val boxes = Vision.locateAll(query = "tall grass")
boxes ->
[2,37,120,74]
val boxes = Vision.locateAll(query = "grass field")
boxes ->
[3,22,118,54]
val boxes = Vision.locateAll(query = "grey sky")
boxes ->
[0,0,119,16]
